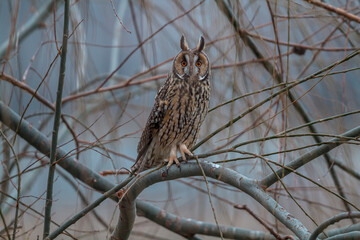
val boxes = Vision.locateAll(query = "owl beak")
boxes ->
[175,72,185,79]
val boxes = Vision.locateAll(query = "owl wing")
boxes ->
[135,77,171,162]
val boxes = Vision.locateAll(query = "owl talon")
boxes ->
[165,157,180,169]
[164,145,180,169]
[179,143,192,162]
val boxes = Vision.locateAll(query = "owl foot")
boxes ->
[165,145,180,169]
[179,143,192,162]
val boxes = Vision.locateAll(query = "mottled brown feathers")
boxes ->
[131,36,210,174]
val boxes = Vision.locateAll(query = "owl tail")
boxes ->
[131,140,155,175]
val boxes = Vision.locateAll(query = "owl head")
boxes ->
[173,36,210,82]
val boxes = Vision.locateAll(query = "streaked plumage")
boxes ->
[131,36,210,174]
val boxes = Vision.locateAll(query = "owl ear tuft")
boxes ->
[180,35,189,51]
[196,36,205,52]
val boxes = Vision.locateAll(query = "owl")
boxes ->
[131,36,210,174]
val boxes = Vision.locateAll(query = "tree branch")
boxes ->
[214,0,359,213]
[136,200,278,240]
[0,101,114,193]
[43,0,69,236]
[309,212,360,240]
[324,232,360,240]
[0,0,62,58]
[260,125,360,188]
[46,177,133,240]
[111,162,310,240]
[318,222,360,239]
[0,101,280,239]
[305,0,360,23]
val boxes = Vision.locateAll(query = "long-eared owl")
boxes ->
[131,36,210,174]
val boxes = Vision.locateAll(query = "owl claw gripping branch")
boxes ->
[131,36,210,175]
[164,143,193,169]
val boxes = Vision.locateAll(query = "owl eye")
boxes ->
[196,61,202,67]
[181,60,187,67]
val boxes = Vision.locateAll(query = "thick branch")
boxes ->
[324,232,360,240]
[111,162,310,240]
[309,212,360,240]
[136,200,277,240]
[0,101,114,193]
[0,101,282,239]
[318,222,360,239]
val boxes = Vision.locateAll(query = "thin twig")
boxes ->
[56,168,109,229]
[46,176,133,240]
[0,130,21,240]
[43,0,69,237]
[234,204,283,240]
[333,159,360,181]
[1,0,20,72]
[261,124,360,188]
[236,150,359,211]
[0,0,62,58]
[194,156,224,240]
[305,0,360,23]
[0,207,11,239]
[110,0,131,33]
[209,66,360,113]
[177,179,283,239]
[96,0,205,90]
[215,0,356,214]
[137,200,278,240]
[193,48,360,150]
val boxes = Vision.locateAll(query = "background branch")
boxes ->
[0,0,62,58]
[305,0,360,23]
[43,0,69,237]
[214,0,357,214]
[261,125,360,188]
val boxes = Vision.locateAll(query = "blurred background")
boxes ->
[1,0,360,239]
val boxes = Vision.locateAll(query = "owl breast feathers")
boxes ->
[131,36,210,174]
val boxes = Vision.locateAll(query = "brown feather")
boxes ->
[131,36,210,174]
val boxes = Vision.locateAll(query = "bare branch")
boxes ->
[0,101,115,193]
[318,222,360,239]
[309,212,360,240]
[43,0,70,237]
[110,0,131,34]
[111,162,311,240]
[46,177,133,240]
[136,200,278,240]
[0,0,63,58]
[96,0,205,90]
[261,125,360,188]
[305,0,360,23]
